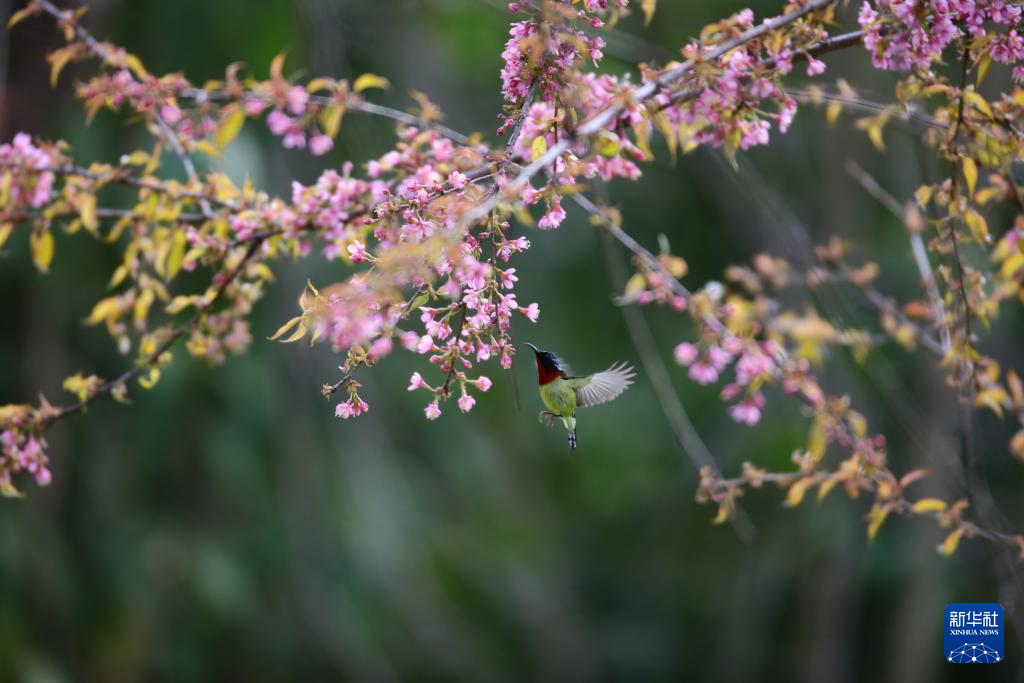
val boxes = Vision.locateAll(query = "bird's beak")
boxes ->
[524,342,540,354]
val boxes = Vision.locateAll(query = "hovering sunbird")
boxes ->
[525,343,636,450]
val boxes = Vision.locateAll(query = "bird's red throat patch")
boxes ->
[535,359,561,386]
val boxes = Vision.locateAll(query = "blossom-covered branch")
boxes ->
[3,0,1024,566]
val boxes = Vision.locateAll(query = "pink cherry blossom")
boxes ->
[674,342,699,366]
[408,372,427,391]
[689,361,719,385]
[310,134,334,156]
[458,392,476,412]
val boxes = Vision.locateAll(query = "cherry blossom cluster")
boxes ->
[5,0,1024,560]
[859,0,1024,78]
[674,338,777,426]
[257,86,336,155]
[0,133,61,211]
[499,1,622,122]
[0,407,52,494]
[310,208,537,420]
[499,6,831,240]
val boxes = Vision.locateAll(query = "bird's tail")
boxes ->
[564,415,577,450]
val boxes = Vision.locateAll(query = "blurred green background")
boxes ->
[1,0,1023,680]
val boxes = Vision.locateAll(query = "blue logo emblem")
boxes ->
[945,603,1003,663]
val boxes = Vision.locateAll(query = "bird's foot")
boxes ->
[538,411,556,427]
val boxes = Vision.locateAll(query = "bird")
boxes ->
[524,342,635,450]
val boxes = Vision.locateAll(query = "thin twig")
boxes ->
[35,0,216,217]
[47,238,265,422]
[594,189,756,542]
[845,161,951,354]
[442,303,468,397]
[0,160,236,210]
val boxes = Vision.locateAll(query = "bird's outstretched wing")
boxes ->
[568,362,635,408]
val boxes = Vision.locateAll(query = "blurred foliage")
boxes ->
[1,0,1022,681]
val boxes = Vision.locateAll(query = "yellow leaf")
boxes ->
[911,498,948,514]
[280,322,308,344]
[306,77,336,93]
[165,296,195,315]
[962,157,978,198]
[254,263,275,282]
[8,5,39,27]
[867,123,885,152]
[353,73,390,93]
[963,209,989,244]
[268,315,303,341]
[111,382,130,404]
[825,100,842,126]
[817,478,837,503]
[133,288,154,324]
[86,297,119,326]
[0,222,12,249]
[867,504,888,541]
[975,389,1006,419]
[80,194,98,233]
[1010,429,1024,461]
[1001,252,1024,280]
[47,46,75,88]
[977,54,993,87]
[270,52,286,80]
[711,499,732,525]
[138,367,161,390]
[30,230,54,273]
[320,105,345,138]
[963,90,992,119]
[653,111,676,163]
[786,477,812,508]
[621,272,647,303]
[166,230,187,281]
[808,419,826,462]
[915,185,933,207]
[633,116,654,160]
[941,527,964,557]
[641,0,656,25]
[108,264,129,289]
[124,54,148,80]
[193,140,221,159]
[530,136,548,163]
[849,412,868,440]
[595,131,621,158]
[0,478,23,498]
[215,108,245,150]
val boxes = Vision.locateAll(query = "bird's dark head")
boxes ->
[525,343,563,384]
